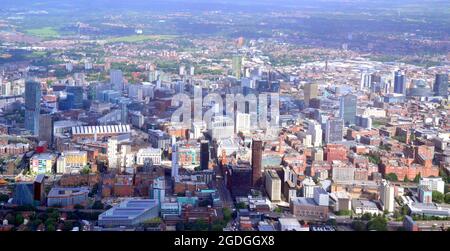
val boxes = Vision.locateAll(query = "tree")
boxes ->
[236,202,247,209]
[385,173,398,182]
[432,191,444,204]
[192,219,209,231]
[403,176,410,183]
[47,209,60,220]
[336,210,352,216]
[274,207,283,213]
[413,173,421,183]
[223,208,233,223]
[80,166,91,175]
[15,214,24,226]
[439,169,450,184]
[367,154,381,165]
[445,193,450,204]
[393,210,402,220]
[351,220,365,231]
[367,216,387,231]
[211,220,226,231]
[211,223,224,231]
[45,218,56,227]
[0,194,9,203]
[361,212,373,221]
[46,223,56,232]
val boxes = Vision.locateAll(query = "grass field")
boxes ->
[25,27,59,38]
[105,34,177,43]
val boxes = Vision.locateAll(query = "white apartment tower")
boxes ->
[379,179,395,213]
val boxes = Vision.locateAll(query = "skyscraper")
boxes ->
[66,86,84,109]
[251,139,263,187]
[150,176,165,205]
[306,119,322,147]
[200,140,209,170]
[304,83,318,107]
[120,101,129,124]
[356,115,372,130]
[110,69,124,92]
[379,179,395,213]
[232,55,242,79]
[325,118,344,143]
[171,136,179,181]
[433,73,448,97]
[24,80,41,135]
[394,71,406,95]
[39,114,54,145]
[339,94,357,126]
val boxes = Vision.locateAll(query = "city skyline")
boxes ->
[0,0,449,236]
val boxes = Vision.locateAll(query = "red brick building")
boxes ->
[325,144,348,162]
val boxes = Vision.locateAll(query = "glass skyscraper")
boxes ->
[325,118,344,143]
[339,94,357,126]
[110,69,124,92]
[394,71,406,95]
[66,86,84,109]
[433,73,448,97]
[24,80,41,135]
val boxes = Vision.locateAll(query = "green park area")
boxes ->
[25,27,59,38]
[105,34,177,43]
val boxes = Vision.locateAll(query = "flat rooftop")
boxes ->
[48,187,89,197]
[99,199,158,220]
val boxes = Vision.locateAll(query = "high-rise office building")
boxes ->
[304,83,318,107]
[306,120,322,147]
[39,114,54,145]
[232,55,242,79]
[107,137,119,169]
[150,176,165,205]
[236,112,251,132]
[120,101,129,124]
[265,170,281,202]
[171,136,179,180]
[200,140,209,170]
[110,69,124,92]
[394,71,406,95]
[325,118,344,143]
[251,139,263,187]
[356,115,372,130]
[360,72,371,90]
[433,73,448,97]
[24,80,41,135]
[339,94,357,126]
[179,64,186,76]
[66,86,84,109]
